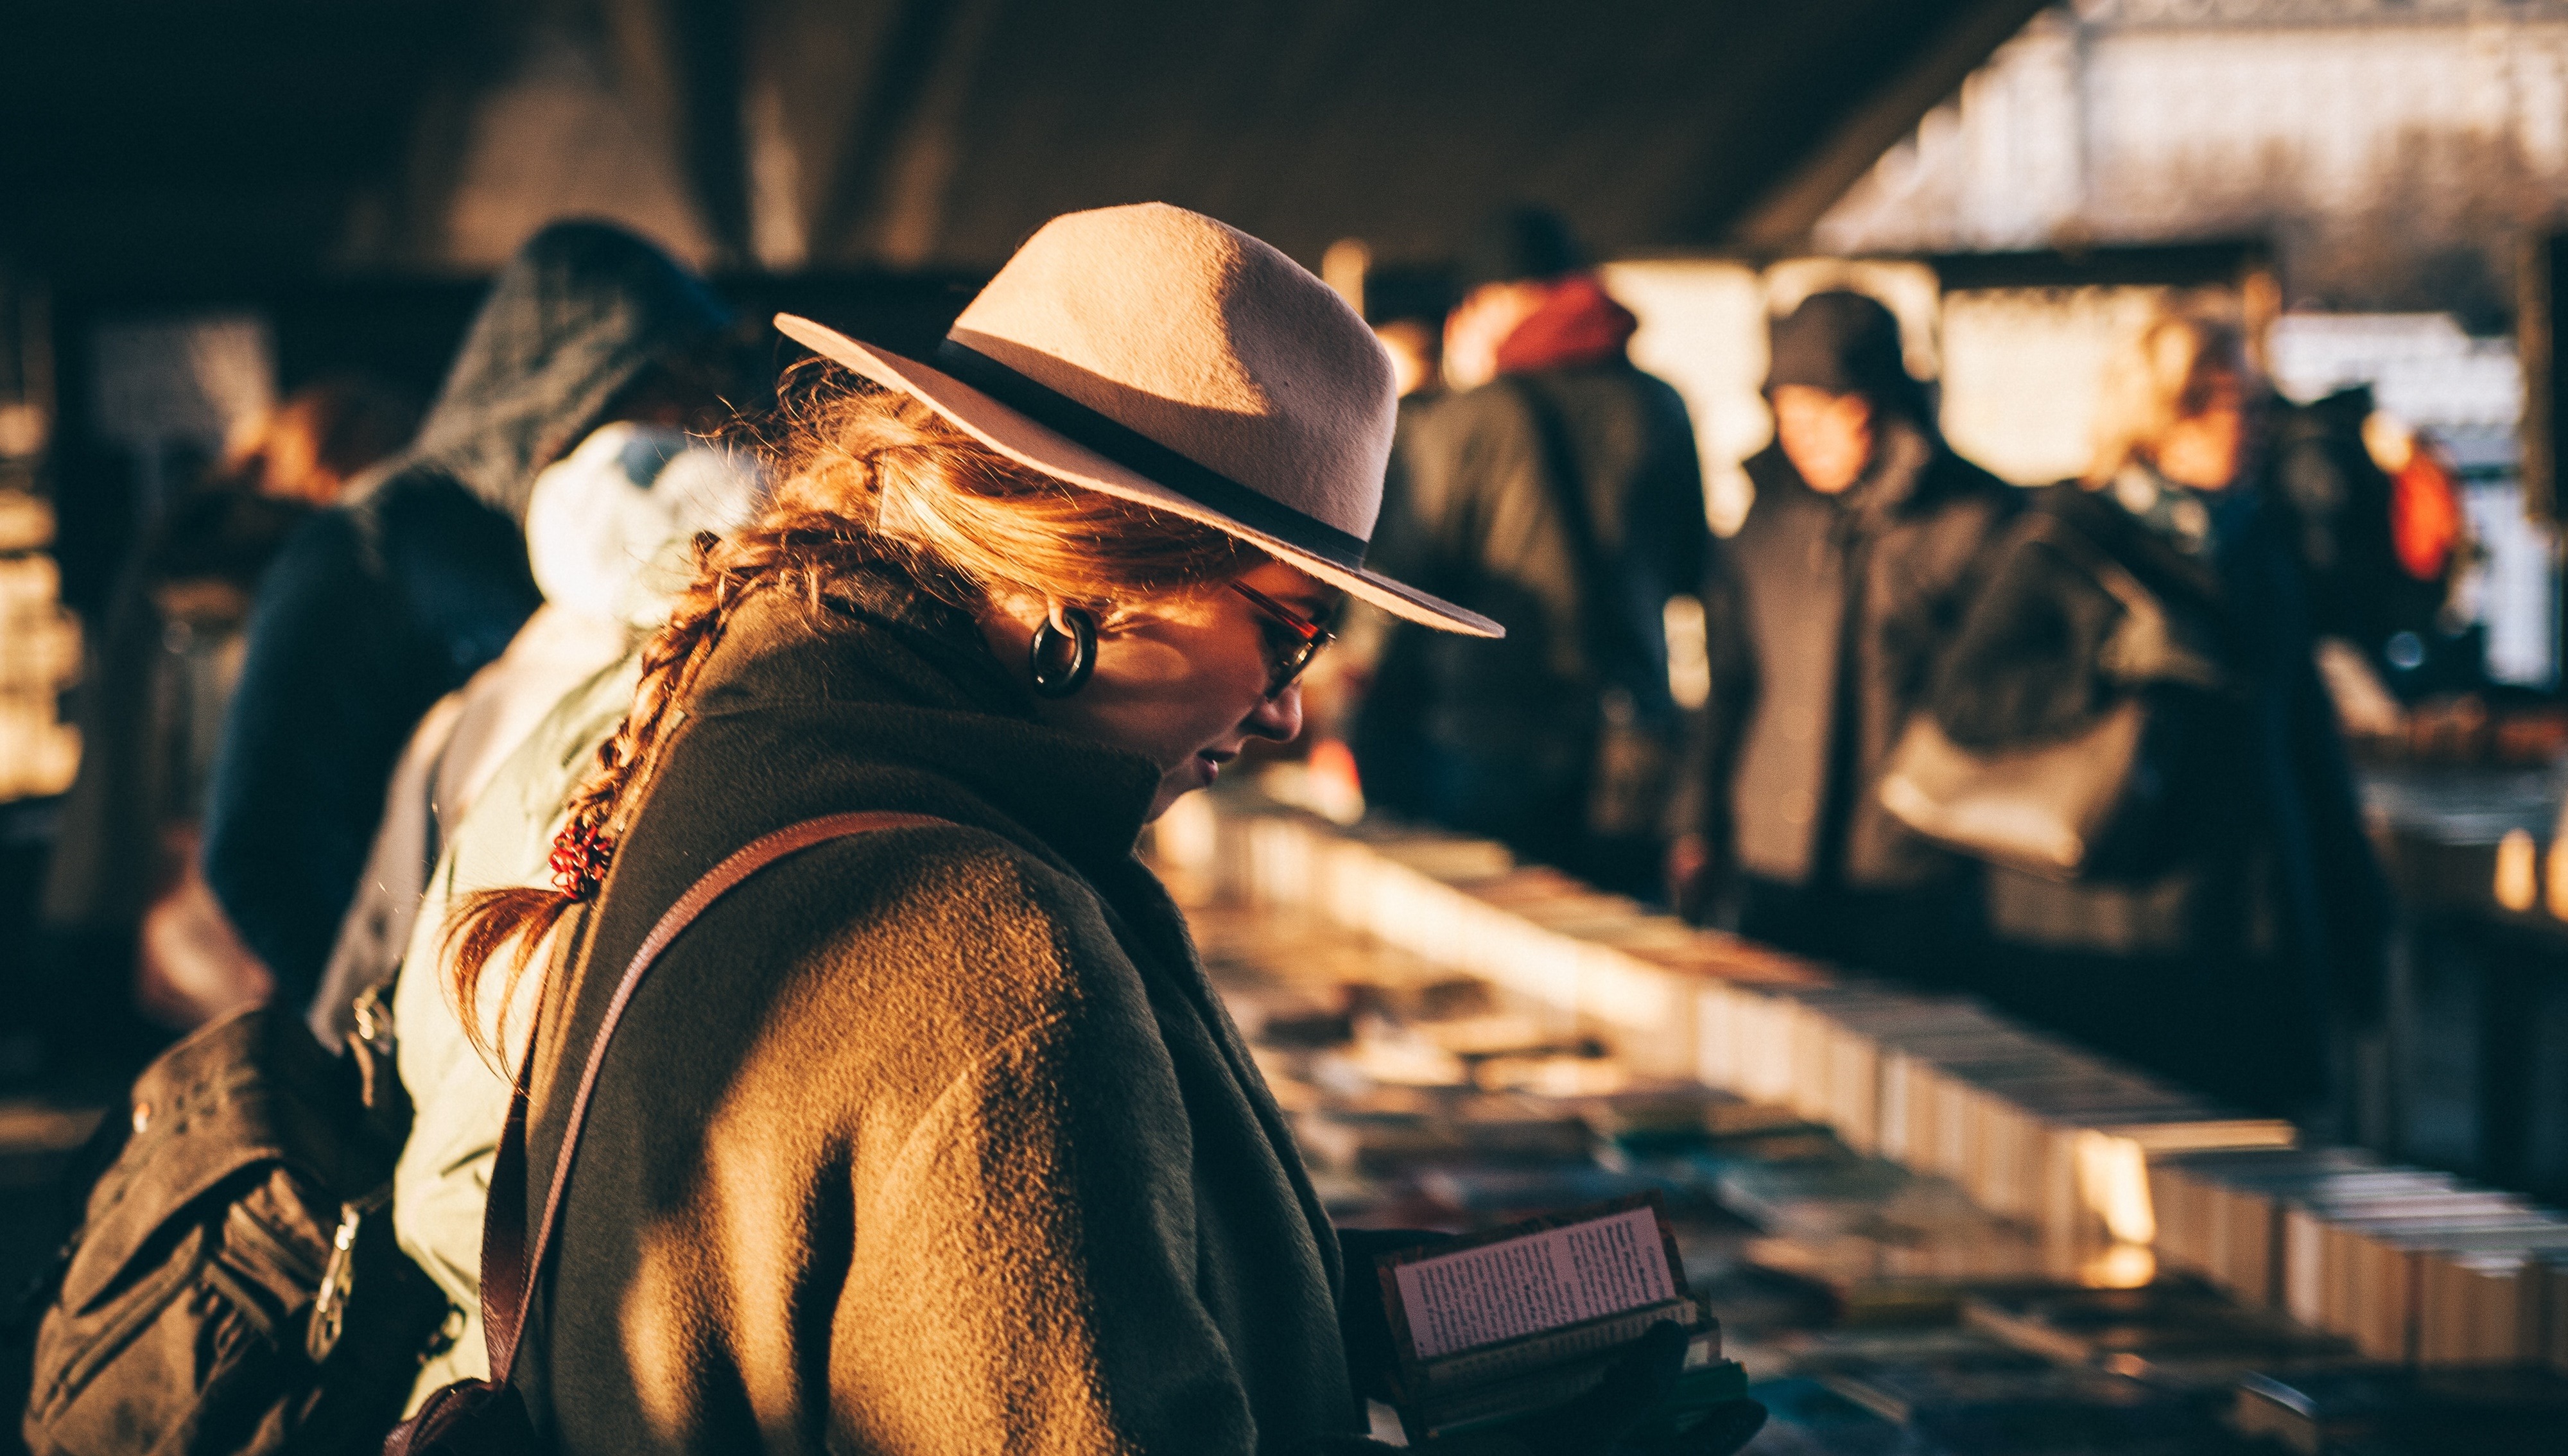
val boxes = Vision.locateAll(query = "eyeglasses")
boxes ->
[1228,580,1337,699]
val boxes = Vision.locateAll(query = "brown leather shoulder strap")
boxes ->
[478,811,957,1383]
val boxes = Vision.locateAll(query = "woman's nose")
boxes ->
[1244,682,1303,743]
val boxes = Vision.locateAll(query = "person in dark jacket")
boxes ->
[198,221,733,1006]
[1354,208,1709,897]
[1672,291,2017,985]
[2265,385,2454,687]
[1927,311,2387,1118]
[35,378,418,1060]
[428,205,1756,1455]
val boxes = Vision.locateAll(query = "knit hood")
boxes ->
[523,423,766,628]
[1494,275,1638,376]
[361,221,730,524]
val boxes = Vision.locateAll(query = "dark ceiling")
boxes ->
[0,1,485,282]
[0,0,2047,283]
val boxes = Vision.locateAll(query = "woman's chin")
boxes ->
[1145,755,1221,821]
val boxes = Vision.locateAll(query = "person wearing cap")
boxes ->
[1670,291,2016,986]
[437,205,1753,1454]
[1353,208,1709,897]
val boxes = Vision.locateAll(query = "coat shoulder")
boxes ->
[685,819,1136,1037]
[1418,377,1542,443]
[1914,449,2022,528]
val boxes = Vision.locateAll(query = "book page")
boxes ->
[1392,1206,1676,1359]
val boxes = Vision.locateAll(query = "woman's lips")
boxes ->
[1195,749,1237,784]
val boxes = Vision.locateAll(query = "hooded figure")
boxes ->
[304,424,765,1044]
[200,222,729,1005]
[1676,291,2017,986]
[245,425,765,1413]
[1353,207,1708,896]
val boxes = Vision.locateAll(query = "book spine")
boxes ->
[1415,1299,1702,1391]
[1416,1337,1726,1437]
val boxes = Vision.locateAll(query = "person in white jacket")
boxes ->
[297,422,760,1410]
[307,424,763,1044]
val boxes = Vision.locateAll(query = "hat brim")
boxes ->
[774,313,1501,637]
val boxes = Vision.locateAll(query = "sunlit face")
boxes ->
[256,423,336,504]
[1771,385,1875,494]
[2152,371,2249,490]
[1375,320,1440,399]
[1441,281,1550,391]
[979,559,1335,821]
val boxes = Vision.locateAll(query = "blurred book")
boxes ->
[1744,1233,2056,1328]
[1743,1376,1905,1456]
[1769,1325,2052,1380]
[1961,1281,2347,1369]
[1416,1165,1690,1219]
[1823,1361,2210,1452]
[2234,1364,2568,1455]
[1715,1155,1916,1232]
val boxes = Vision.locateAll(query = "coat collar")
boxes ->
[682,564,1167,868]
[1749,413,1945,525]
[2041,480,2229,609]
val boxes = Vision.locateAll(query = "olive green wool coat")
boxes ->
[512,570,1361,1454]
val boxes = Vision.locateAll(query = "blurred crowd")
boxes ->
[1329,208,2456,1125]
[20,208,2465,1134]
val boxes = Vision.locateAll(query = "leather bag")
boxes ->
[1502,378,1681,841]
[19,990,448,1456]
[383,810,950,1455]
[1876,698,2149,881]
[1876,512,2216,882]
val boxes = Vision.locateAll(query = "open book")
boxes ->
[1374,1193,1737,1441]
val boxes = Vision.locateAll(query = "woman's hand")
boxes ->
[1335,1227,1764,1456]
[1421,1324,1766,1456]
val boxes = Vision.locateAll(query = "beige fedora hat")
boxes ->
[772,203,1500,636]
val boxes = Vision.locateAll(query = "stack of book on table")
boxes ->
[1157,784,2568,1429]
[2147,1147,2568,1364]
[1159,789,2312,1254]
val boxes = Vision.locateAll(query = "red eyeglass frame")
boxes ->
[1228,580,1338,698]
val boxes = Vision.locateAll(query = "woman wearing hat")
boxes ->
[438,207,1741,1454]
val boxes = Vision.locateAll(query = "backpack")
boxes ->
[19,991,450,1456]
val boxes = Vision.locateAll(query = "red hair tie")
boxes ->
[549,819,616,901]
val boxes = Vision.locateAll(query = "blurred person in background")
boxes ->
[37,377,417,1048]
[1923,311,2387,1118]
[1306,270,1452,808]
[305,421,764,1045]
[1364,266,1454,406]
[1353,207,1708,897]
[198,221,734,1012]
[288,425,762,1412]
[2265,384,2460,720]
[1670,291,2015,985]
